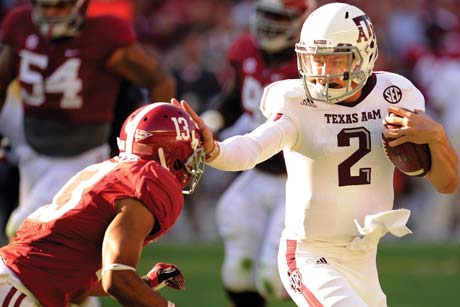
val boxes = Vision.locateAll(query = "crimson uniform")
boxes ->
[0,5,137,239]
[0,157,183,307]
[1,6,135,154]
[226,33,298,128]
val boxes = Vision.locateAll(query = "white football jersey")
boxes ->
[210,72,424,241]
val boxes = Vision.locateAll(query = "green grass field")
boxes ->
[100,243,460,307]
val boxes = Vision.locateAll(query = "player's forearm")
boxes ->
[208,117,296,171]
[426,127,458,194]
[148,74,176,102]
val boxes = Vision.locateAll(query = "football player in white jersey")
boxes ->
[200,0,315,306]
[174,3,458,306]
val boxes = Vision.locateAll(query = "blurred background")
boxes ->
[0,0,459,306]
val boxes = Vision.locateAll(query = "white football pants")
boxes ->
[278,232,387,307]
[216,168,287,299]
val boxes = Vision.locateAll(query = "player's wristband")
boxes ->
[205,141,220,162]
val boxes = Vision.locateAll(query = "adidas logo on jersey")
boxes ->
[316,257,328,264]
[300,98,317,108]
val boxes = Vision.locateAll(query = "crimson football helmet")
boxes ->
[32,0,89,39]
[251,0,316,53]
[117,103,205,194]
[295,3,378,103]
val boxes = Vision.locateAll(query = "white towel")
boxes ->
[348,209,412,251]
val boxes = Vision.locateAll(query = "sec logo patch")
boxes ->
[383,86,402,104]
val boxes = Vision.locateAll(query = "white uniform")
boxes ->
[208,72,424,306]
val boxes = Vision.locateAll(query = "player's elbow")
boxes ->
[148,74,176,102]
[435,176,458,194]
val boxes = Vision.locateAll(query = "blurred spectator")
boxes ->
[167,29,222,113]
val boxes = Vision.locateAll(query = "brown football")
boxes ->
[382,113,431,177]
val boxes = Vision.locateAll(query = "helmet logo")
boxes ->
[135,129,152,141]
[353,15,374,43]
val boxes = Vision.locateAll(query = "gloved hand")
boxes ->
[142,262,185,291]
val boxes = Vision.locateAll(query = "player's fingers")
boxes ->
[180,100,204,126]
[388,135,408,147]
[388,106,412,119]
[384,114,404,126]
[170,98,181,107]
[382,129,399,139]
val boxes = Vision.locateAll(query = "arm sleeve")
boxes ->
[207,115,298,171]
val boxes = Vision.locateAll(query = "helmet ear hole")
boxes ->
[173,159,183,171]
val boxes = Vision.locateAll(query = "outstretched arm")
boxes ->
[172,98,297,171]
[383,106,458,193]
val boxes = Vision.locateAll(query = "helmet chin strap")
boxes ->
[158,147,169,170]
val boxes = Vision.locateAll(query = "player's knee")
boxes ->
[221,256,255,291]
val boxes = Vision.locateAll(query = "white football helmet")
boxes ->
[295,3,378,103]
[251,0,316,53]
[32,0,89,39]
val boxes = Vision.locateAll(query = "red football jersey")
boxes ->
[227,33,298,117]
[226,33,297,173]
[0,157,183,307]
[0,5,136,124]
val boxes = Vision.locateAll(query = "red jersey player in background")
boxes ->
[0,0,175,243]
[200,1,316,306]
[0,103,205,307]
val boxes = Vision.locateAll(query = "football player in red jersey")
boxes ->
[0,103,205,307]
[200,1,315,306]
[175,2,458,306]
[0,0,176,241]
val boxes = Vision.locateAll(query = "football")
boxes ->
[382,112,431,177]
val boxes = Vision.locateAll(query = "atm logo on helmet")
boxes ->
[353,14,375,43]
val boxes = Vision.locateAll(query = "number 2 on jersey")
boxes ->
[337,127,371,186]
